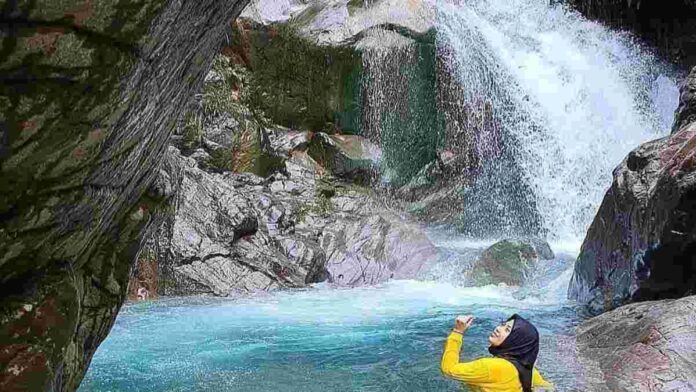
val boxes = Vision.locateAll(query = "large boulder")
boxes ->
[465,239,554,286]
[576,295,696,391]
[568,67,696,314]
[568,0,696,68]
[148,147,323,296]
[0,1,249,391]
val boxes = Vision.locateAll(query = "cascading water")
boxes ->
[81,1,680,391]
[436,0,679,246]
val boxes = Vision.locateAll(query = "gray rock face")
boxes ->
[568,0,696,68]
[0,1,249,391]
[150,142,437,294]
[674,67,696,132]
[152,147,318,295]
[576,295,696,391]
[569,67,696,314]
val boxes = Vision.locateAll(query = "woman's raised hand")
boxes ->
[454,315,474,333]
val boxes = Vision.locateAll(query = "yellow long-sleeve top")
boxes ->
[441,332,554,391]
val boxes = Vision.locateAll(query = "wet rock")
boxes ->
[307,132,381,182]
[319,199,439,286]
[569,67,696,314]
[576,295,696,391]
[568,0,696,68]
[673,67,696,132]
[0,1,250,390]
[466,239,554,286]
[153,148,315,296]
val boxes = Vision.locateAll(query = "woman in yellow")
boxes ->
[441,314,554,391]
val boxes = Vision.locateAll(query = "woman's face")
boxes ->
[488,319,514,347]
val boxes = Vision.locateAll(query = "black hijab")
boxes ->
[488,314,539,392]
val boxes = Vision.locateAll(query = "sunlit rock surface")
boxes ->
[144,140,437,294]
[569,67,696,314]
[576,295,696,391]
[0,1,249,390]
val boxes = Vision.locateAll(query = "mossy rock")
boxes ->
[466,239,554,286]
[307,132,380,182]
[231,122,285,177]
[226,21,363,134]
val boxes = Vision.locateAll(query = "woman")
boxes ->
[440,314,554,391]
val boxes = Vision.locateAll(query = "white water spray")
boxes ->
[436,0,679,246]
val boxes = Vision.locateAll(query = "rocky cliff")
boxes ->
[0,1,249,391]
[568,0,696,69]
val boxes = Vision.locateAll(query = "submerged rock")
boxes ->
[576,295,696,391]
[569,67,696,314]
[0,1,249,391]
[466,239,554,286]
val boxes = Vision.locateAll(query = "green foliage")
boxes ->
[347,0,366,14]
[181,112,203,152]
[207,147,233,172]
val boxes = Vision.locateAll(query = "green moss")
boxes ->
[207,147,233,172]
[181,112,203,153]
[230,22,363,133]
[347,0,366,15]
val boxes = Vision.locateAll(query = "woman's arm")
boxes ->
[440,331,490,383]
[532,367,554,390]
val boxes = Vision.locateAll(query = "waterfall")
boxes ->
[435,0,679,247]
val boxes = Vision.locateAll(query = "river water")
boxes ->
[80,236,582,391]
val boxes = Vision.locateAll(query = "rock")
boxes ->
[576,295,696,391]
[569,67,696,314]
[241,0,436,45]
[319,203,439,286]
[568,0,696,68]
[146,145,436,294]
[204,112,241,148]
[673,67,696,132]
[153,148,318,296]
[0,1,250,391]
[307,132,381,182]
[466,239,554,286]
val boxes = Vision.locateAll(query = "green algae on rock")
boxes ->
[466,239,554,287]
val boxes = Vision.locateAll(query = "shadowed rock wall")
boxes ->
[0,1,249,390]
[569,67,696,314]
[569,0,696,69]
